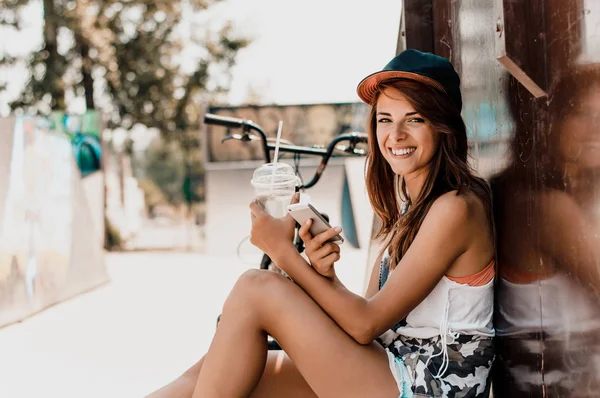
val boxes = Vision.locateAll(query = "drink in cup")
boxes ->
[251,163,298,218]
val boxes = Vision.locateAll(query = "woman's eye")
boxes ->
[377,118,391,123]
[408,117,425,123]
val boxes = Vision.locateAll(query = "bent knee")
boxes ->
[239,269,288,289]
[236,269,283,290]
[225,270,287,308]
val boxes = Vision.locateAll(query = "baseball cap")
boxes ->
[357,49,462,110]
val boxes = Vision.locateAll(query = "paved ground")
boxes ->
[0,248,368,397]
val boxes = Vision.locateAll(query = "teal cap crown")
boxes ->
[357,49,462,110]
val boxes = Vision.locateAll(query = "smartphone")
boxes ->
[287,203,344,244]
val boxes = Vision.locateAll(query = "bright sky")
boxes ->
[0,0,402,116]
[206,0,403,105]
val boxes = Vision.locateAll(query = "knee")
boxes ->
[224,270,284,311]
[239,268,270,284]
[237,269,286,297]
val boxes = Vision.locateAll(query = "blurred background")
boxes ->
[0,0,401,396]
[0,0,599,397]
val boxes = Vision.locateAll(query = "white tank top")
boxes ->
[396,274,495,339]
[379,252,495,380]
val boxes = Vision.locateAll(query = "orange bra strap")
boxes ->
[446,260,495,286]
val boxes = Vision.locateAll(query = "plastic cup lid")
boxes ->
[251,163,298,188]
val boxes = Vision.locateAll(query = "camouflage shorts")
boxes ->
[378,333,494,397]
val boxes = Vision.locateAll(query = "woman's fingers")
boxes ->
[313,252,340,277]
[310,243,341,277]
[249,200,266,217]
[298,219,314,243]
[312,242,341,260]
[313,226,343,247]
[315,252,341,269]
[321,251,340,264]
[290,192,300,205]
[299,220,342,247]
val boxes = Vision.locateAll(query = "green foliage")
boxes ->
[2,0,250,135]
[142,137,187,206]
[136,133,205,207]
[137,178,167,214]
[2,0,245,208]
[180,130,205,203]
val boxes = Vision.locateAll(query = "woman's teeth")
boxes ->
[391,147,416,156]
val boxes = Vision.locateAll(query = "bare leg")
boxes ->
[250,351,317,398]
[193,269,399,398]
[147,350,317,398]
[145,357,205,398]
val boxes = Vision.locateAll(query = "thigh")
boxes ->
[251,270,399,398]
[145,358,205,398]
[148,353,316,398]
[250,351,317,398]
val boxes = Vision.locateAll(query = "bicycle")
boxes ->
[203,112,368,349]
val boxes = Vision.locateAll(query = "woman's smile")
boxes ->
[389,146,417,157]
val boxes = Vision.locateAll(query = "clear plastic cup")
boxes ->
[251,163,298,218]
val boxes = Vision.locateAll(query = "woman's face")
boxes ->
[557,85,600,170]
[375,87,440,178]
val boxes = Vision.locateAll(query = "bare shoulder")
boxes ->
[424,189,490,240]
[427,190,474,223]
[424,190,492,262]
[407,190,487,272]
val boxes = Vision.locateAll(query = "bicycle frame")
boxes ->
[204,112,368,270]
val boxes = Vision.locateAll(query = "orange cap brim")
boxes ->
[356,71,448,104]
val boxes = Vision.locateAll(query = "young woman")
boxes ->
[148,49,495,398]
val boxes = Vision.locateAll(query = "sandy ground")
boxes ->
[0,248,368,397]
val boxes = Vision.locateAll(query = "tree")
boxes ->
[141,136,186,206]
[2,0,248,219]
[137,178,167,215]
[1,0,249,135]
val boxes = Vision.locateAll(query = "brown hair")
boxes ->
[366,78,492,269]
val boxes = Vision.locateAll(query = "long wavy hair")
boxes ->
[366,78,492,269]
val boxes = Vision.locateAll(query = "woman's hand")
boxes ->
[248,193,299,261]
[298,219,342,279]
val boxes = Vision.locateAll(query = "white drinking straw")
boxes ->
[270,120,284,185]
[273,120,283,165]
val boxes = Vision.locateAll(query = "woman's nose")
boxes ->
[390,124,408,141]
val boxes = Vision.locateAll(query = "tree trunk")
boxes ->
[80,40,95,110]
[42,0,66,110]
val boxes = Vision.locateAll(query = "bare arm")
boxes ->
[364,253,383,299]
[267,193,472,344]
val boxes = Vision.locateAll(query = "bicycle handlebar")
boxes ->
[203,113,246,129]
[204,114,272,161]
[203,113,368,189]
